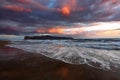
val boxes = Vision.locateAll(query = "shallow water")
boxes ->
[8,39,120,71]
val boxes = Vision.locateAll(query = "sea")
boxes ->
[7,38,120,71]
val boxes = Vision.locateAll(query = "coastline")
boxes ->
[0,41,120,80]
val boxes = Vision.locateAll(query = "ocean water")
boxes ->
[8,38,120,71]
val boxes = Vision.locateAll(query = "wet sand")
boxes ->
[0,41,120,80]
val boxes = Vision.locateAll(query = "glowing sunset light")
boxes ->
[60,6,70,16]
[37,27,65,34]
[36,21,120,37]
[65,21,120,32]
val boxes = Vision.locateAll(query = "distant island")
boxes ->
[24,35,74,40]
[24,35,120,42]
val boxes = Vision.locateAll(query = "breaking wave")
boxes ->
[8,39,120,71]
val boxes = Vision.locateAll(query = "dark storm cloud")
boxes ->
[1,0,120,21]
[0,20,36,35]
[0,0,120,37]
[0,20,72,35]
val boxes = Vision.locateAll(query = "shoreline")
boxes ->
[0,41,120,80]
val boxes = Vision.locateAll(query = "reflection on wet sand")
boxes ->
[0,41,120,80]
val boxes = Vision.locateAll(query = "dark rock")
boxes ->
[24,35,74,40]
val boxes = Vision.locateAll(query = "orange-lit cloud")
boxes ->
[4,5,32,12]
[60,6,70,16]
[1,0,78,16]
[36,27,65,34]
[57,0,77,16]
[36,21,120,38]
[36,27,84,35]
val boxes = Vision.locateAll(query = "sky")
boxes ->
[0,0,120,38]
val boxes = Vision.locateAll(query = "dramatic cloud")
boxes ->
[0,0,120,38]
[3,5,32,12]
[1,0,120,21]
[36,21,120,38]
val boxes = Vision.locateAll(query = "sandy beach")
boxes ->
[0,41,120,80]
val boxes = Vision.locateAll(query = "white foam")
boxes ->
[7,40,120,70]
